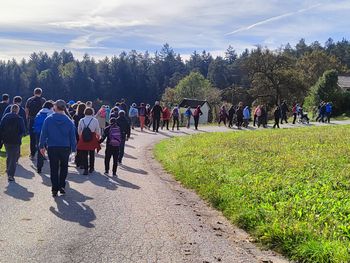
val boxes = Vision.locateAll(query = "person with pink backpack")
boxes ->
[99,117,122,177]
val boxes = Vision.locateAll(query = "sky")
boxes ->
[0,0,349,61]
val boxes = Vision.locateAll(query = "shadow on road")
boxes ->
[49,187,96,228]
[4,183,34,201]
[108,176,140,190]
[124,153,137,160]
[120,164,148,175]
[68,172,118,191]
[16,164,35,179]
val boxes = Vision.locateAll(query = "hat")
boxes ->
[68,100,75,105]
[54,100,66,111]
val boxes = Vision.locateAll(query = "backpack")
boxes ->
[82,119,93,142]
[172,108,179,117]
[109,125,122,147]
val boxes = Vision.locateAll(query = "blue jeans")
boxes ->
[118,138,126,162]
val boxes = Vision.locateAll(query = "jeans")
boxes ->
[153,117,160,132]
[36,134,45,170]
[5,144,20,178]
[119,138,126,162]
[81,150,95,170]
[28,117,37,157]
[48,147,70,192]
[172,117,179,130]
[105,145,119,174]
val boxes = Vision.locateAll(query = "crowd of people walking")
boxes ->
[0,87,334,197]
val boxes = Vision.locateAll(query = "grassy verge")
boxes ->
[154,126,350,262]
[0,136,30,175]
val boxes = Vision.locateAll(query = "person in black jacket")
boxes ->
[228,105,235,128]
[116,110,131,164]
[280,101,289,124]
[273,106,281,128]
[151,101,162,132]
[0,93,9,119]
[25,88,46,159]
[0,104,25,182]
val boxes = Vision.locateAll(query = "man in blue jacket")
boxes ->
[39,100,76,197]
[0,104,26,182]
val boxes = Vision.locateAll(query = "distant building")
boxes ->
[338,76,350,92]
[179,98,210,125]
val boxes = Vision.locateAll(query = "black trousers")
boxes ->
[253,115,257,126]
[273,117,280,128]
[153,116,160,132]
[281,113,288,124]
[48,147,70,192]
[81,150,95,170]
[194,116,199,129]
[172,117,179,130]
[36,134,45,170]
[292,113,297,124]
[162,119,169,130]
[105,145,119,174]
[28,117,37,157]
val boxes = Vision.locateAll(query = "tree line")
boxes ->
[0,38,349,110]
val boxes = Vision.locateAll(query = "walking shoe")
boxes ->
[104,171,109,176]
[112,173,118,177]
[8,176,15,182]
[83,170,89,175]
[118,160,122,165]
[60,188,66,195]
[89,168,94,174]
[52,191,58,197]
[37,168,42,174]
[29,155,35,160]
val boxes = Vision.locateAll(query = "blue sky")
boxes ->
[0,0,349,61]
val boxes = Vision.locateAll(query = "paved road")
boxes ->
[1,121,349,263]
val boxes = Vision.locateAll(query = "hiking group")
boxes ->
[0,88,206,197]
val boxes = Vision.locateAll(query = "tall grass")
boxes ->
[155,126,350,262]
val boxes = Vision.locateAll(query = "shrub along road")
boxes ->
[1,121,349,263]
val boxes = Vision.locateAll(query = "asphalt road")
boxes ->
[2,121,347,263]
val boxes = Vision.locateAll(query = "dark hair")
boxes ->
[84,107,94,116]
[2,94,9,101]
[11,104,19,113]
[13,96,22,104]
[34,87,42,95]
[77,103,86,116]
[140,103,145,107]
[43,101,54,109]
[110,117,117,125]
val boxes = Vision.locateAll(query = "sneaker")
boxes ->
[52,191,58,197]
[112,173,117,177]
[60,188,66,195]
[37,168,42,174]
[8,176,15,182]
[118,160,122,165]
[89,168,94,174]
[83,170,88,175]
[104,171,109,176]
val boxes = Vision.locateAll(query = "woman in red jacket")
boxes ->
[161,106,171,130]
[77,108,101,175]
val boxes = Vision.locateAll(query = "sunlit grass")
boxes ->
[155,126,350,262]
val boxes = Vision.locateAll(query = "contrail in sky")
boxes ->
[225,4,322,36]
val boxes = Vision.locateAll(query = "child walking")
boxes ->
[99,118,122,177]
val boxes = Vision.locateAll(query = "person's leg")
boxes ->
[104,147,112,173]
[58,148,70,191]
[152,117,156,131]
[293,113,296,124]
[36,134,44,172]
[89,150,95,172]
[112,147,119,175]
[28,118,37,157]
[118,138,126,163]
[140,116,145,131]
[81,150,88,174]
[194,117,199,129]
[172,117,175,130]
[253,115,256,126]
[176,117,179,130]
[277,118,280,128]
[48,147,60,194]
[166,120,169,130]
[156,117,161,132]
[5,144,18,181]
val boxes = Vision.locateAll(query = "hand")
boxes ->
[40,148,46,157]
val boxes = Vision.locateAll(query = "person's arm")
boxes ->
[39,118,48,149]
[126,122,131,139]
[77,119,83,135]
[94,119,101,137]
[25,99,30,119]
[99,127,108,143]
[70,123,77,152]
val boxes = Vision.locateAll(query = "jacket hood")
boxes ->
[49,113,73,127]
[38,108,54,115]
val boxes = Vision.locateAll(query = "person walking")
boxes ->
[116,110,131,164]
[0,104,26,182]
[39,100,77,197]
[280,101,289,124]
[319,103,326,123]
[243,106,250,128]
[259,105,267,128]
[193,105,203,130]
[129,103,139,130]
[25,88,46,159]
[253,105,261,127]
[73,103,86,168]
[273,106,281,128]
[99,118,122,177]
[151,101,162,132]
[161,105,171,130]
[292,103,298,124]
[218,105,228,126]
[77,108,101,175]
[325,102,332,123]
[236,104,244,129]
[184,106,192,129]
[171,105,180,131]
[138,103,147,132]
[0,93,10,119]
[33,101,54,173]
[95,105,107,134]
[228,105,235,128]
[145,104,152,129]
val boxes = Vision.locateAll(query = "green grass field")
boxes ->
[0,136,29,175]
[155,126,350,263]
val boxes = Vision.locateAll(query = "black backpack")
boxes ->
[82,119,93,142]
